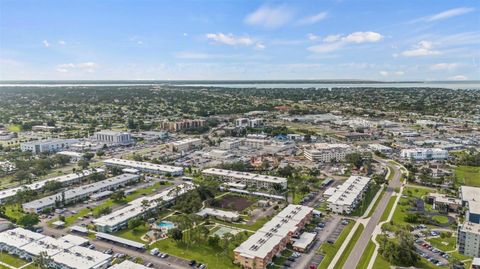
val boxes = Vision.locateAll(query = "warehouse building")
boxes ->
[324,176,371,214]
[234,205,313,269]
[104,158,183,176]
[22,173,139,213]
[202,168,287,189]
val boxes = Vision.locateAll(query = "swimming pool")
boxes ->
[156,221,175,230]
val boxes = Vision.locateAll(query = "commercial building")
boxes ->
[460,186,480,224]
[426,193,461,213]
[0,228,112,269]
[457,221,480,257]
[160,119,206,132]
[94,130,133,145]
[235,118,265,128]
[104,158,183,176]
[168,138,202,152]
[233,205,313,269]
[0,169,104,204]
[93,183,194,233]
[368,144,393,154]
[20,138,79,154]
[196,207,240,222]
[220,138,243,150]
[109,260,150,269]
[303,143,355,162]
[202,168,287,189]
[324,176,371,214]
[56,151,84,162]
[400,148,448,160]
[244,138,270,149]
[22,173,139,213]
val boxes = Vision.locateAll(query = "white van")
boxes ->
[150,248,159,256]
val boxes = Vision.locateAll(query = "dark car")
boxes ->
[189,260,196,266]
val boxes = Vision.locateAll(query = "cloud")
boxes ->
[297,12,328,25]
[401,41,441,57]
[308,31,383,53]
[174,51,211,59]
[56,62,98,73]
[379,70,405,77]
[42,40,50,48]
[307,33,319,41]
[449,75,468,80]
[430,63,458,70]
[58,40,66,45]
[427,7,475,22]
[245,5,293,29]
[205,33,264,49]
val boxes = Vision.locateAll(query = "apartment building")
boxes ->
[94,183,194,233]
[460,186,480,224]
[168,138,202,152]
[104,158,183,176]
[20,138,79,154]
[234,205,313,269]
[202,168,287,189]
[324,176,371,214]
[0,168,104,204]
[22,173,139,213]
[400,148,448,160]
[0,228,112,269]
[94,130,133,145]
[457,221,480,257]
[220,138,243,150]
[160,119,206,132]
[303,143,355,162]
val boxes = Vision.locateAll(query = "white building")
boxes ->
[244,138,270,149]
[202,168,287,189]
[22,173,139,213]
[110,260,150,269]
[0,131,15,141]
[0,169,104,204]
[103,158,183,176]
[368,144,392,154]
[168,138,202,152]
[220,138,243,150]
[325,176,371,214]
[196,207,240,222]
[94,183,194,233]
[20,139,79,154]
[400,148,448,160]
[460,186,480,224]
[303,143,355,162]
[457,221,480,257]
[0,228,112,269]
[94,130,133,145]
[56,151,84,162]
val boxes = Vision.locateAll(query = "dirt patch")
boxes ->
[211,194,255,211]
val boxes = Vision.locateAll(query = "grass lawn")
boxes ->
[334,224,364,269]
[7,124,21,132]
[367,189,385,218]
[212,215,272,231]
[390,185,436,227]
[379,196,396,222]
[351,184,381,217]
[114,223,150,243]
[0,252,29,267]
[387,166,395,181]
[455,166,480,187]
[317,222,355,269]
[427,236,457,252]
[372,248,448,269]
[152,238,240,269]
[356,240,375,269]
[432,215,449,224]
[4,203,25,222]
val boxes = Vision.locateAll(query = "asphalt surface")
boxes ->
[341,158,403,269]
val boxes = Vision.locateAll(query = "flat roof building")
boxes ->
[20,138,79,154]
[303,143,355,162]
[460,186,480,224]
[196,208,240,222]
[202,168,287,189]
[457,221,480,257]
[104,158,183,176]
[168,138,202,152]
[94,130,133,146]
[325,176,371,214]
[400,148,448,160]
[109,260,150,269]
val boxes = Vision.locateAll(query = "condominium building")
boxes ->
[20,138,79,154]
[235,118,265,128]
[22,173,139,213]
[202,168,287,189]
[0,169,104,204]
[303,143,355,162]
[168,138,202,152]
[457,221,480,257]
[460,186,480,224]
[94,130,133,145]
[93,183,194,233]
[324,176,371,214]
[103,158,183,176]
[159,119,206,132]
[233,205,313,269]
[400,148,448,160]
[0,228,112,269]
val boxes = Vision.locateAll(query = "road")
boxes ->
[341,158,403,269]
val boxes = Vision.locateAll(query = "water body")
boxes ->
[0,80,479,89]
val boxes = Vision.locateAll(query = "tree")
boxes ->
[141,199,150,213]
[43,181,63,192]
[96,150,105,157]
[34,251,53,269]
[169,228,183,242]
[15,170,32,184]
[111,190,126,202]
[17,214,40,228]
[78,159,89,169]
[83,152,95,161]
[128,218,143,229]
[346,152,364,169]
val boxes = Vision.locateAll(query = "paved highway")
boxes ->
[341,158,403,269]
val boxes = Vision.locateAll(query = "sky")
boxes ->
[0,0,479,81]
